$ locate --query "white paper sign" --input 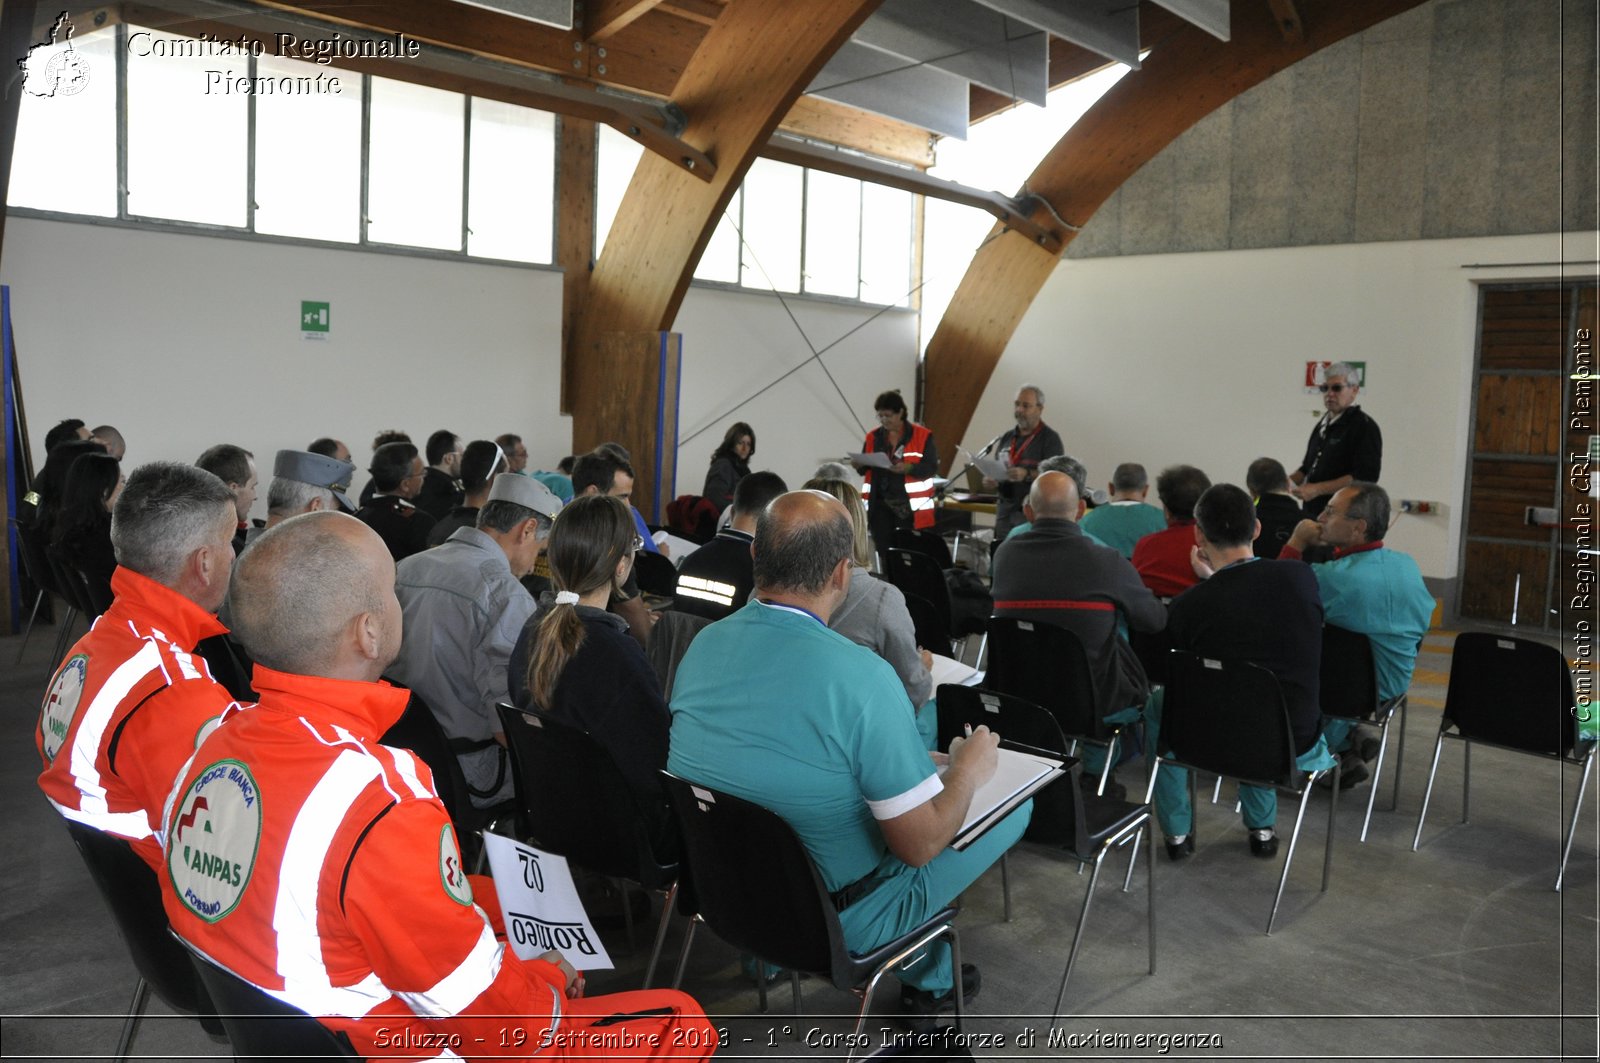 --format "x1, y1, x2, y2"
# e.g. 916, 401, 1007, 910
483, 833, 614, 970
